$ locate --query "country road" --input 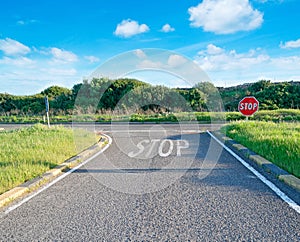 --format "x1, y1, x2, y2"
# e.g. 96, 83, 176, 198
0, 124, 300, 241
